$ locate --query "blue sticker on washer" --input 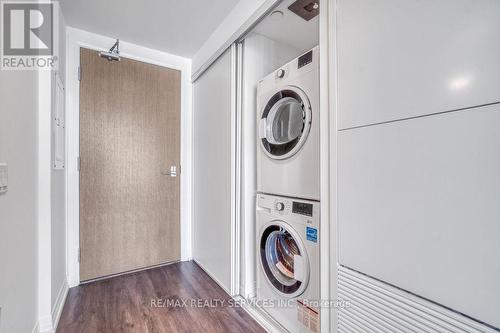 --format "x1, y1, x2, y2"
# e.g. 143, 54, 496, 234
306, 227, 318, 243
